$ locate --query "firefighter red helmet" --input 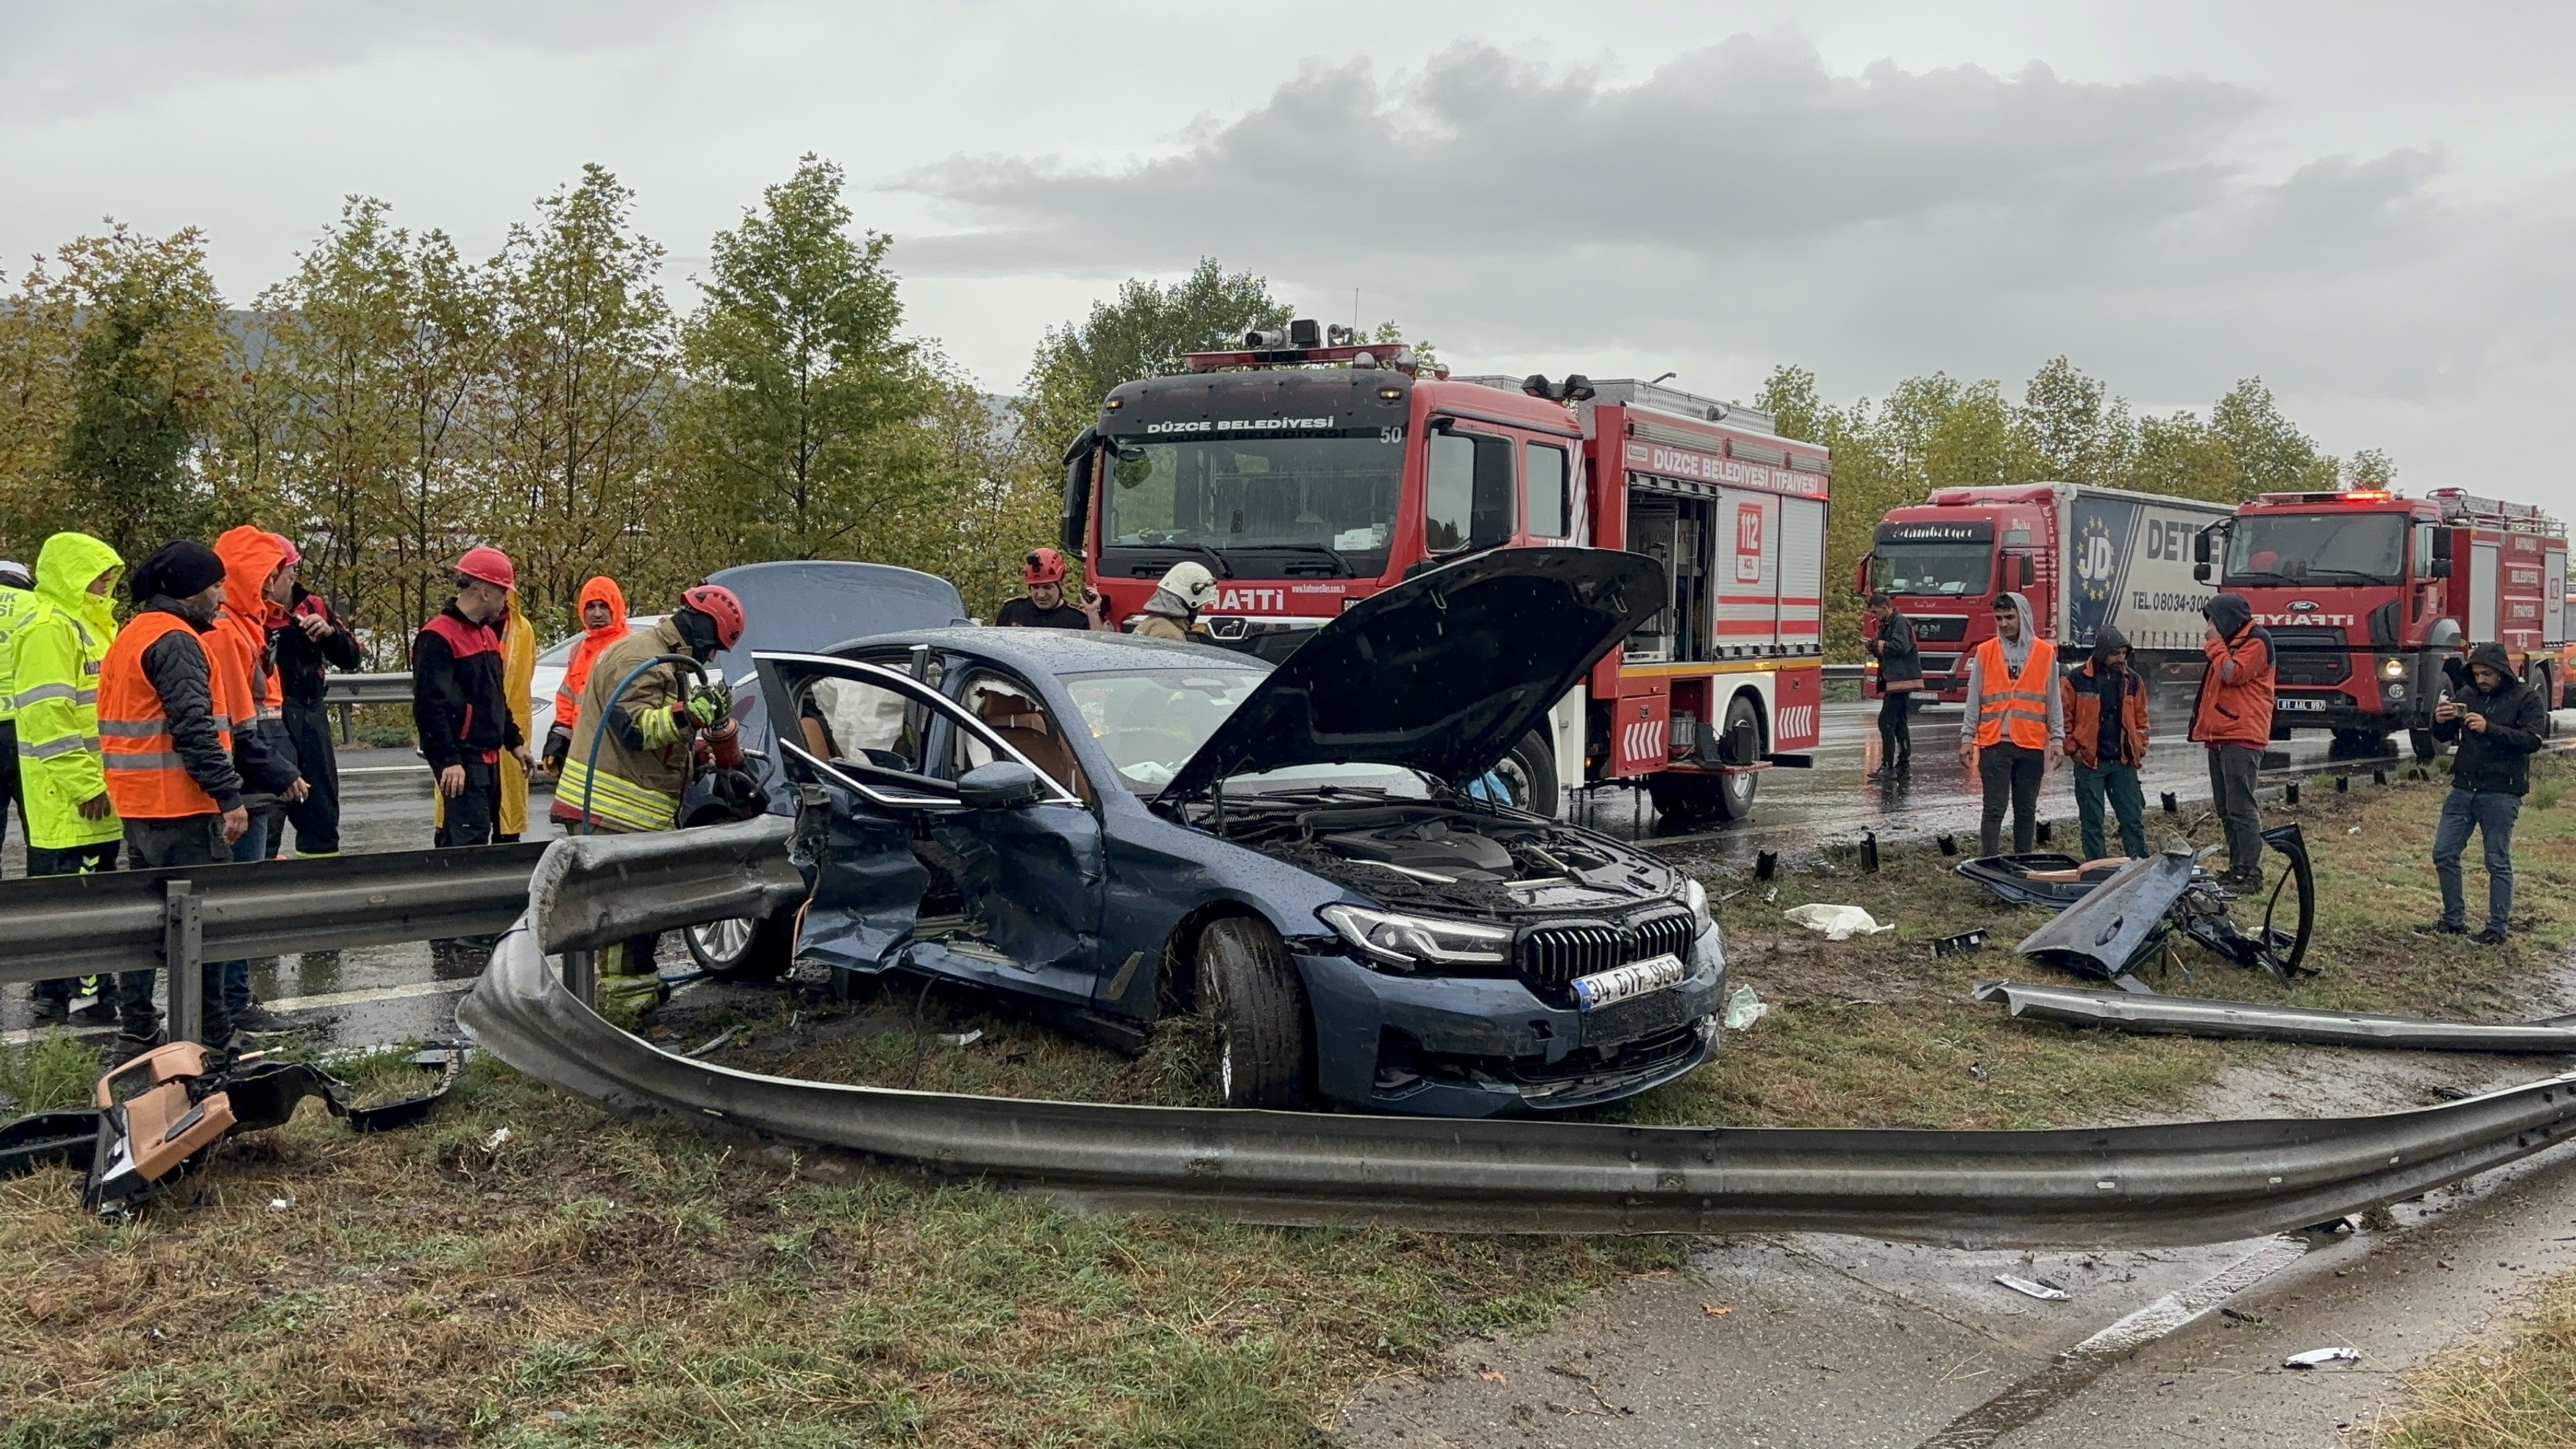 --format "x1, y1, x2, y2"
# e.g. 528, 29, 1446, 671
681, 583, 746, 650
1023, 547, 1069, 586
454, 545, 515, 590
